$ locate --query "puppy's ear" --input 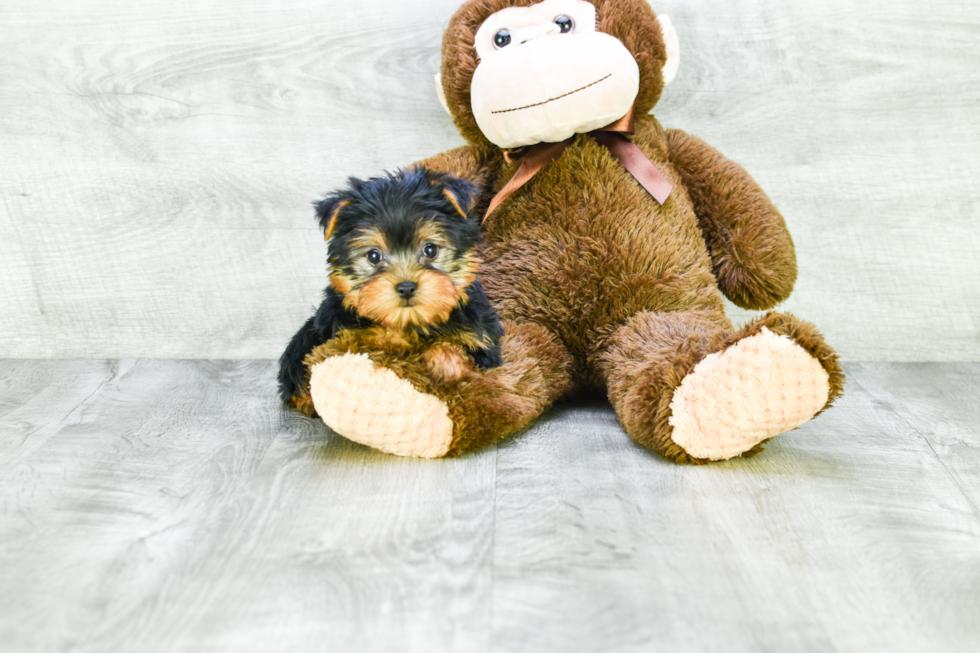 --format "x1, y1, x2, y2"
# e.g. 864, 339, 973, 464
439, 176, 481, 220
315, 196, 351, 241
